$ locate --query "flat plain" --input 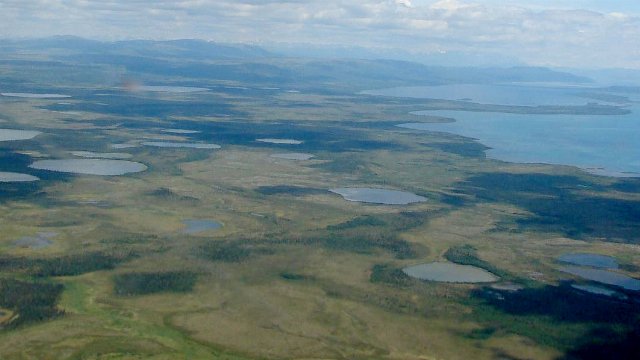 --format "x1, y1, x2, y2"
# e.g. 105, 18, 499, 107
0, 39, 639, 360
